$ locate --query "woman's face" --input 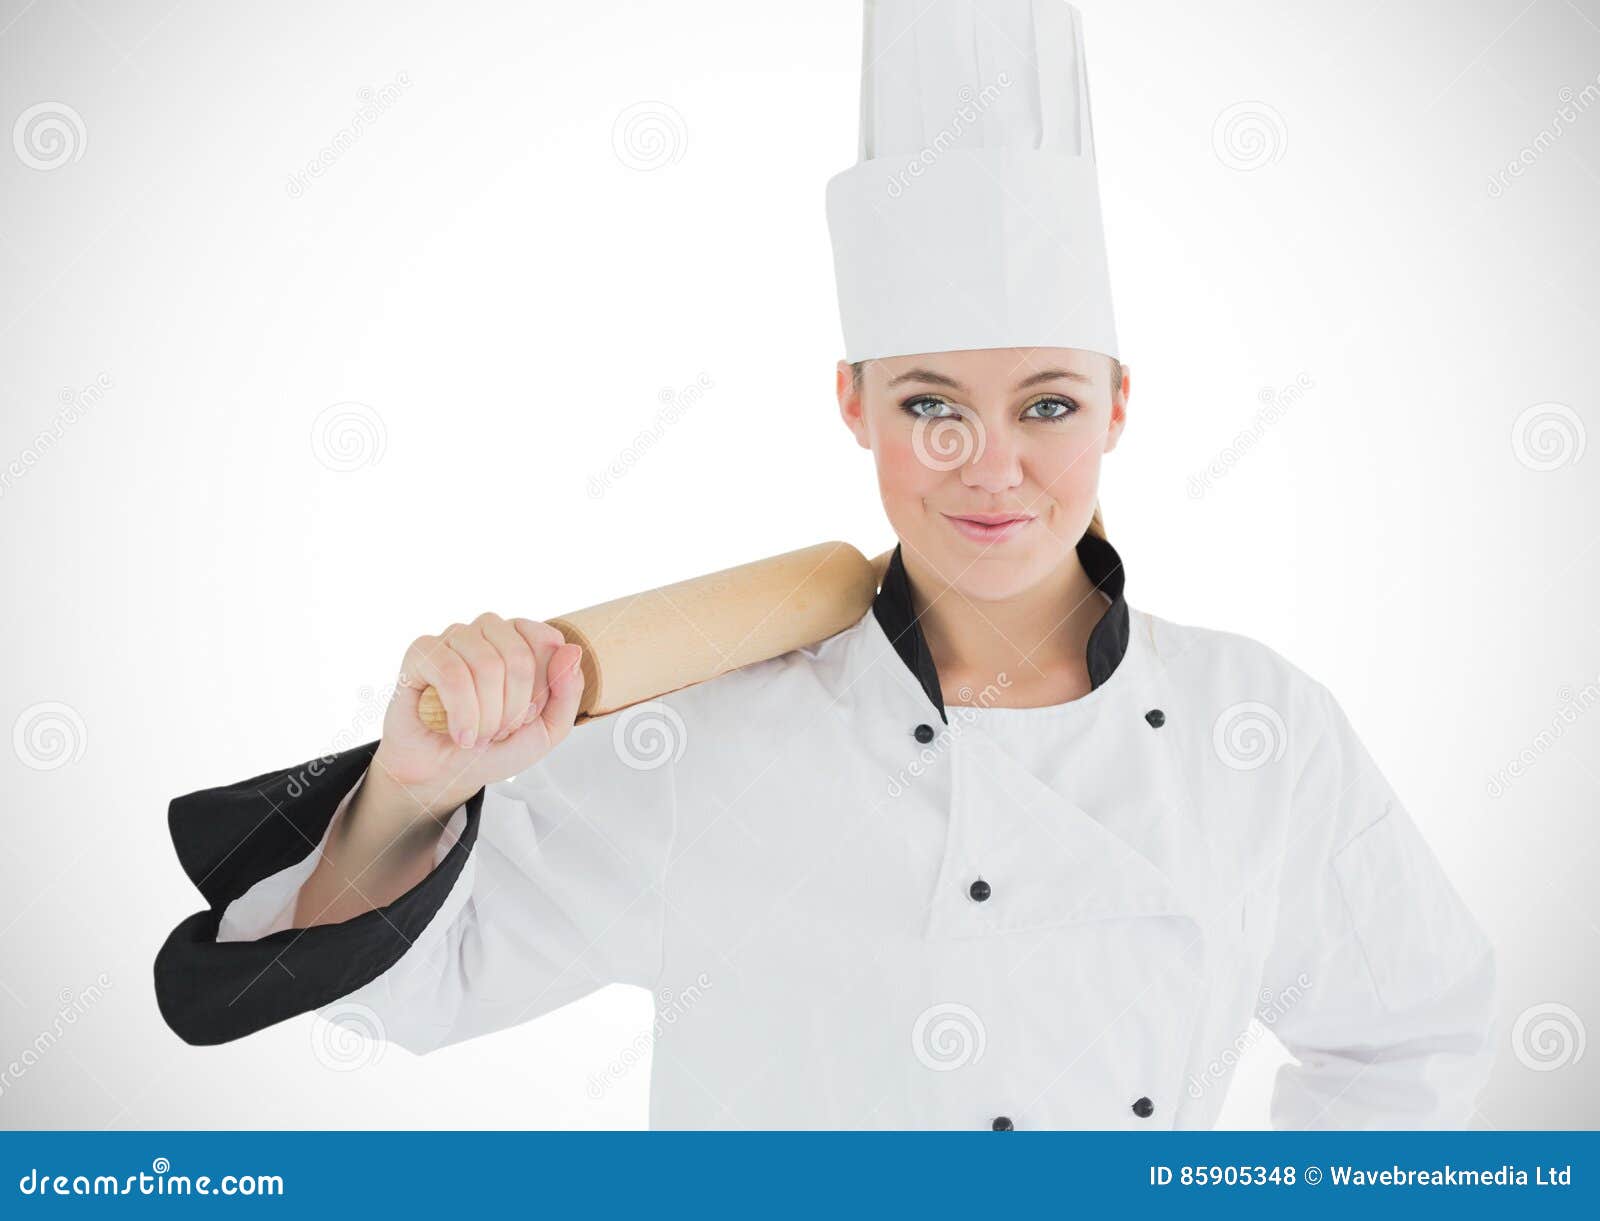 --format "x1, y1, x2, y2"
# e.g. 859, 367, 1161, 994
837, 346, 1127, 601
